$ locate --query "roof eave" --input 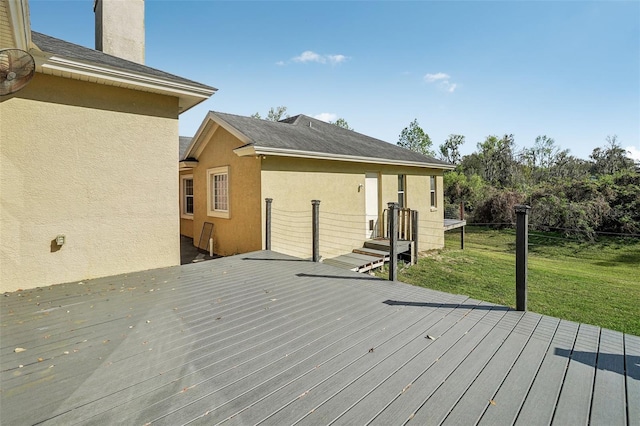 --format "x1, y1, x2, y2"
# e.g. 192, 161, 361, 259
183, 112, 252, 160
30, 51, 216, 114
234, 145, 455, 170
179, 160, 198, 170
